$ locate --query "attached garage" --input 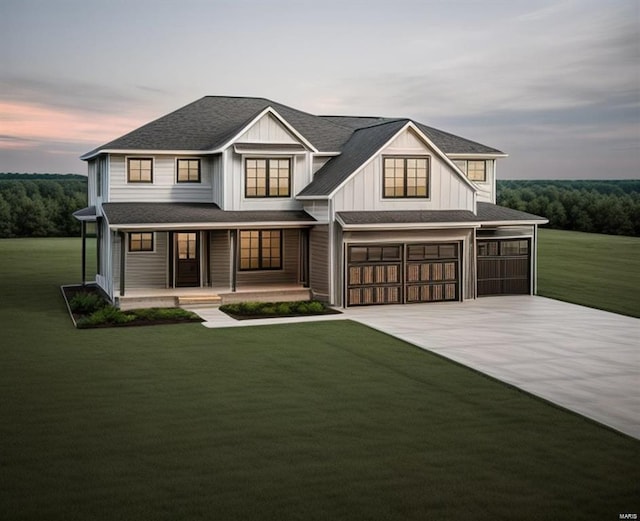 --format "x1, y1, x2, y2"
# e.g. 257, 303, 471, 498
346, 242, 460, 306
477, 239, 530, 296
